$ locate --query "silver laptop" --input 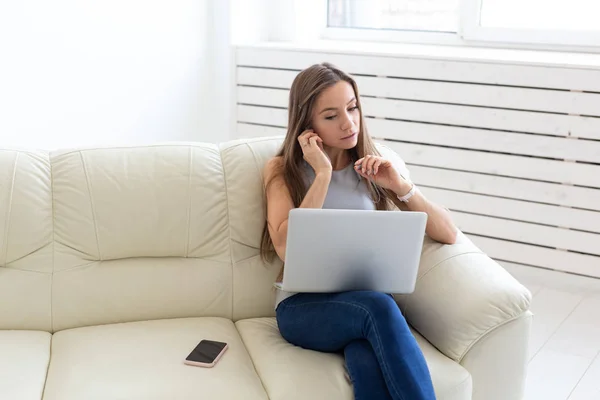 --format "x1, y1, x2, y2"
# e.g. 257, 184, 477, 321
281, 208, 428, 294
